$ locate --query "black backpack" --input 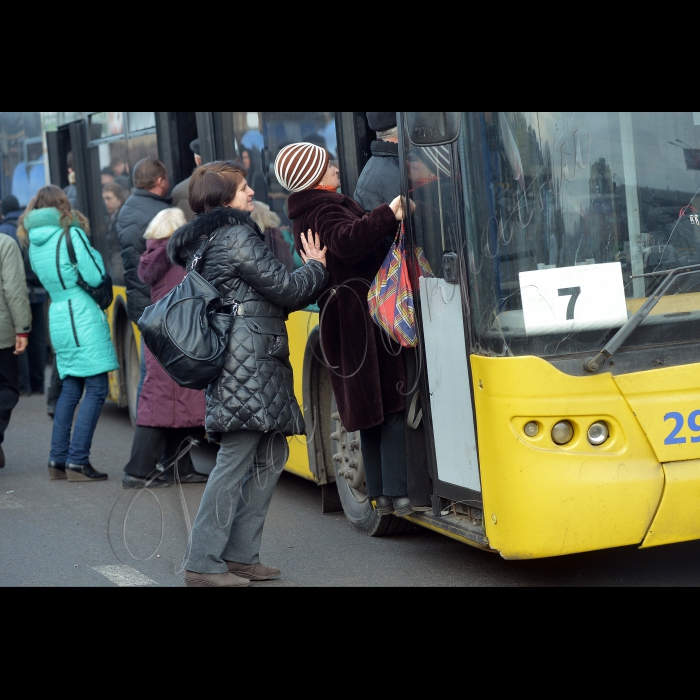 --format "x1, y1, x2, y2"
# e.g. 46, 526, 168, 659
137, 228, 244, 391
